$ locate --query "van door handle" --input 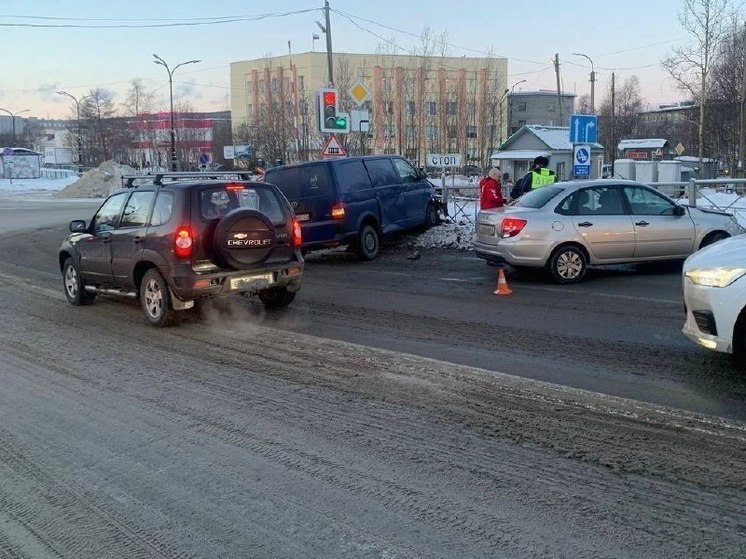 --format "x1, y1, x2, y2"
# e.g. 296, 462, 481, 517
577, 221, 593, 227
635, 220, 650, 227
